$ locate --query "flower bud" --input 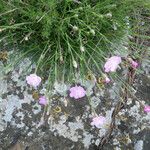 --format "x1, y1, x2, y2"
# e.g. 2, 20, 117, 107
25, 36, 29, 41
105, 13, 112, 18
73, 60, 78, 68
74, 14, 78, 18
73, 26, 78, 32
79, 7, 83, 11
80, 45, 85, 52
90, 29, 95, 36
